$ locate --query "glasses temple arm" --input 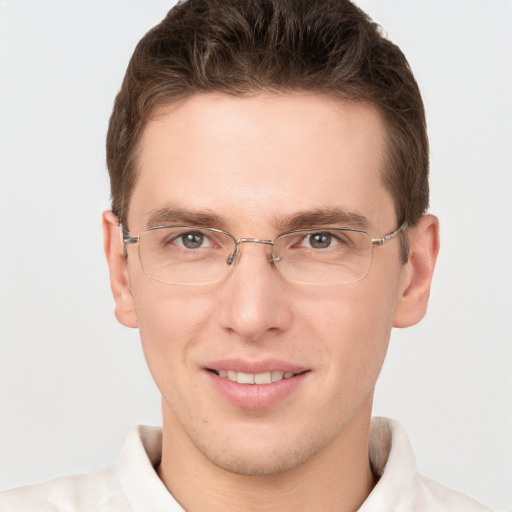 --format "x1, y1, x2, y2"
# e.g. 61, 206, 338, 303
371, 222, 408, 246
119, 225, 139, 245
